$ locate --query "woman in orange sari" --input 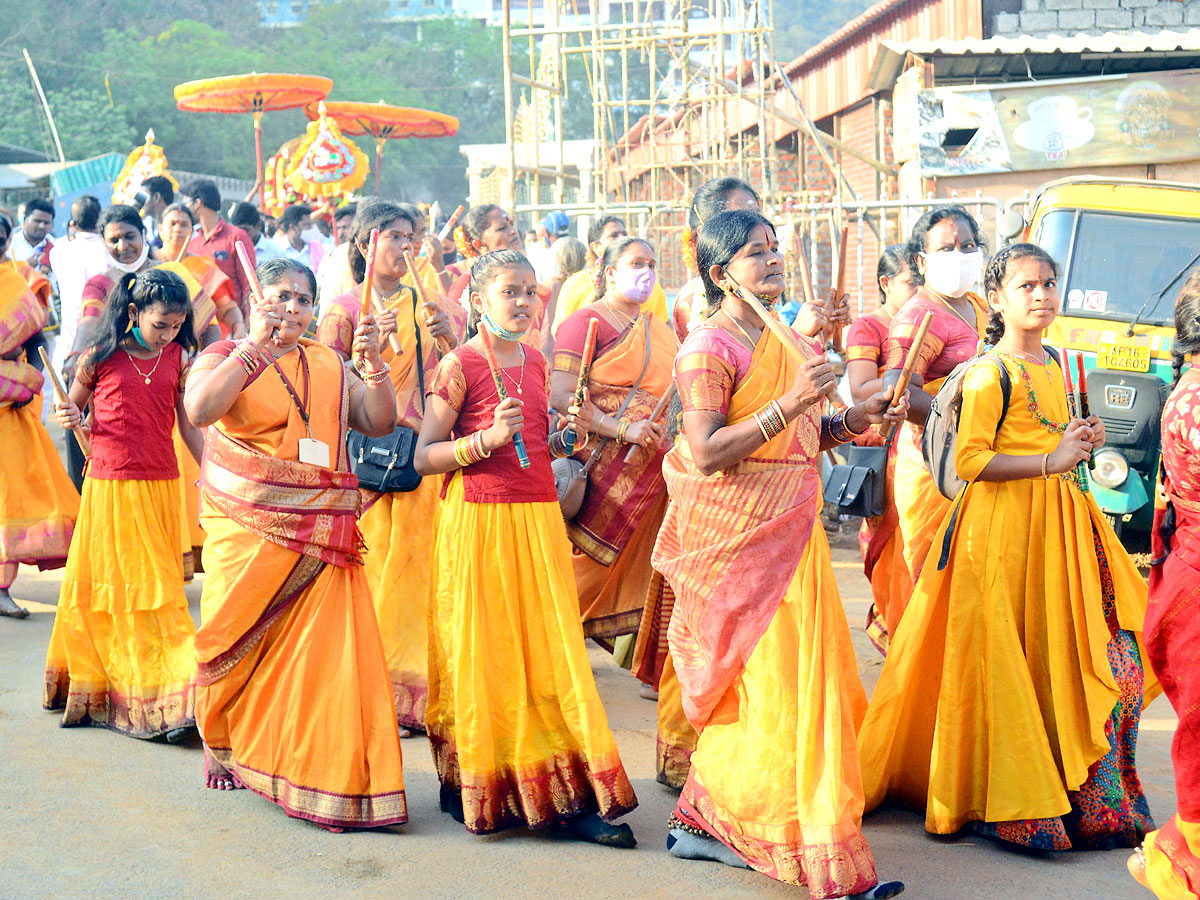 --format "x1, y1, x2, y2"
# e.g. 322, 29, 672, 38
317, 201, 458, 736
184, 257, 406, 829
0, 265, 78, 618
1131, 277, 1200, 898
652, 210, 907, 899
1, 215, 52, 310
844, 246, 917, 653
880, 206, 988, 610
